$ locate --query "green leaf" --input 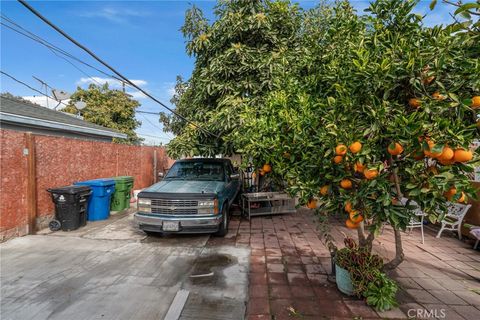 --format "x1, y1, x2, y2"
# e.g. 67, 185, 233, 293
454, 3, 480, 15
429, 0, 437, 11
